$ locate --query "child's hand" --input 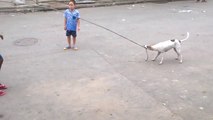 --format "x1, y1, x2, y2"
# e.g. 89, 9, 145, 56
64, 26, 67, 30
78, 27, 80, 32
